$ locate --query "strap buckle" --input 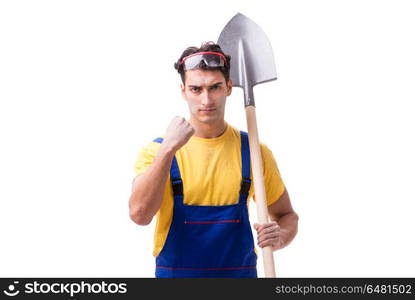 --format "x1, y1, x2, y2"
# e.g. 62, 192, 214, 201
240, 178, 251, 195
171, 179, 183, 196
